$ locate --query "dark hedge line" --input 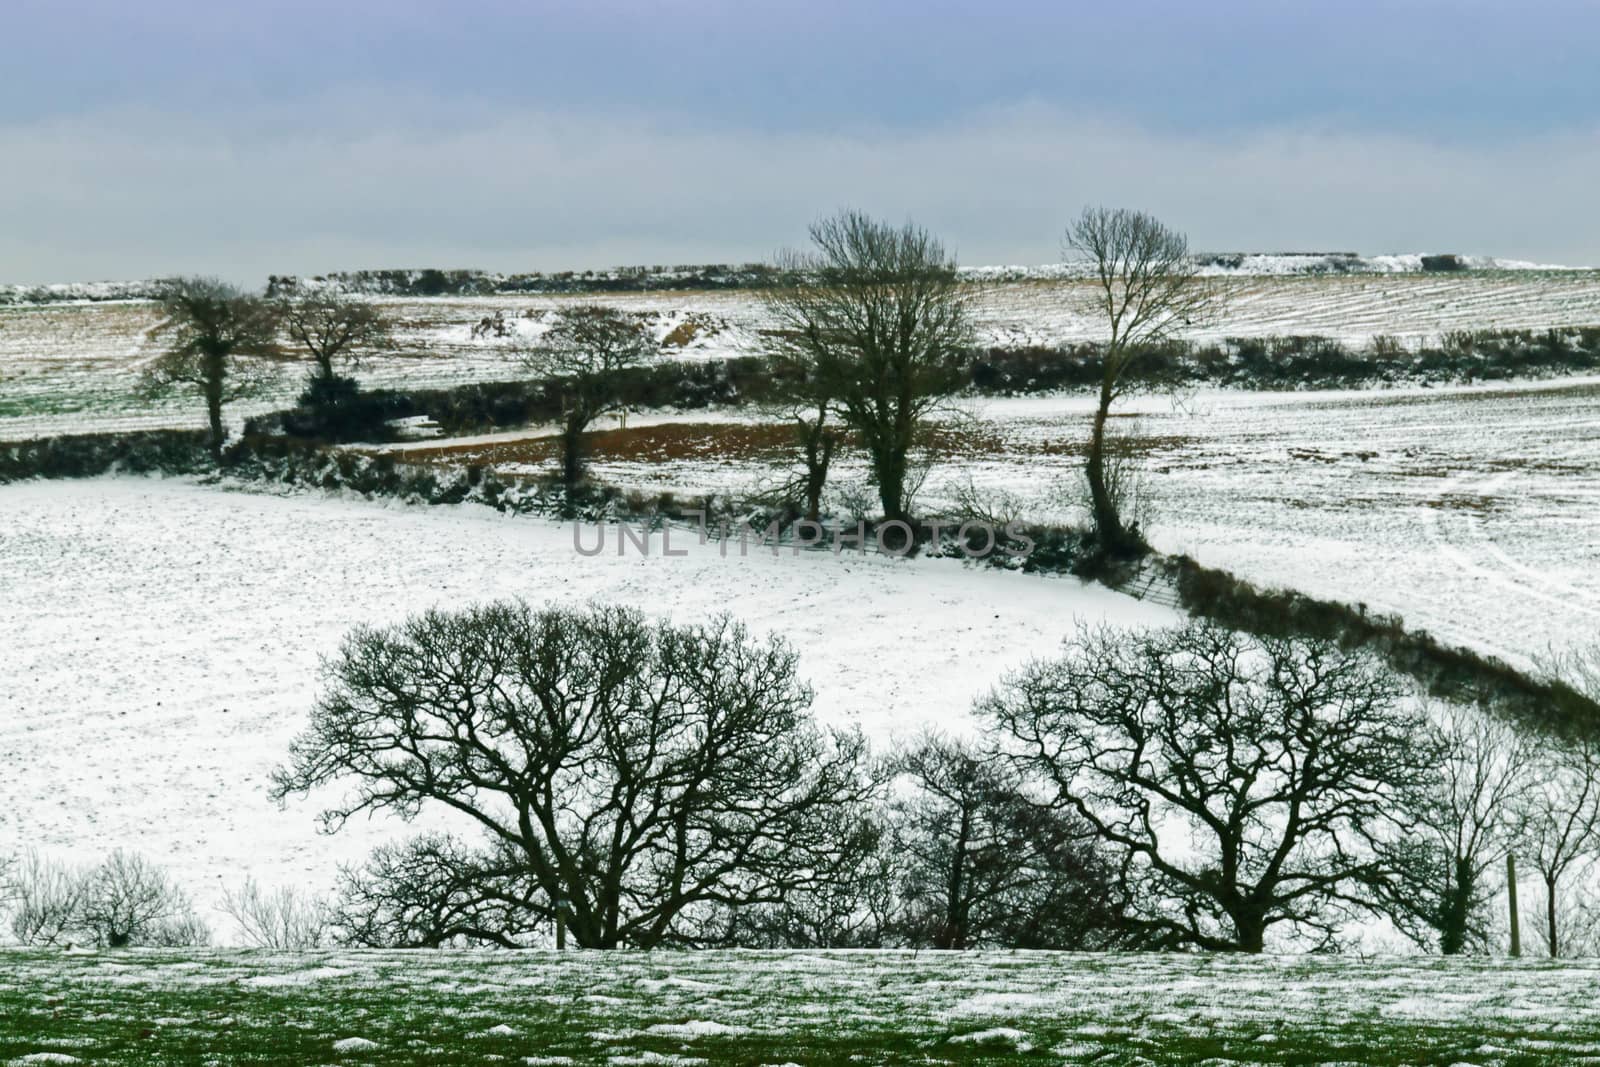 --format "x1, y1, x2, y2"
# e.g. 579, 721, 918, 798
0, 430, 213, 484
247, 357, 784, 443
1162, 554, 1600, 740
242, 326, 1600, 449
265, 264, 793, 298
971, 327, 1600, 393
